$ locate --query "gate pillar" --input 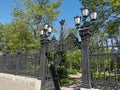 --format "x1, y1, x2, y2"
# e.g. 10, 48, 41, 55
80, 28, 92, 88
38, 37, 55, 90
39, 37, 49, 90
